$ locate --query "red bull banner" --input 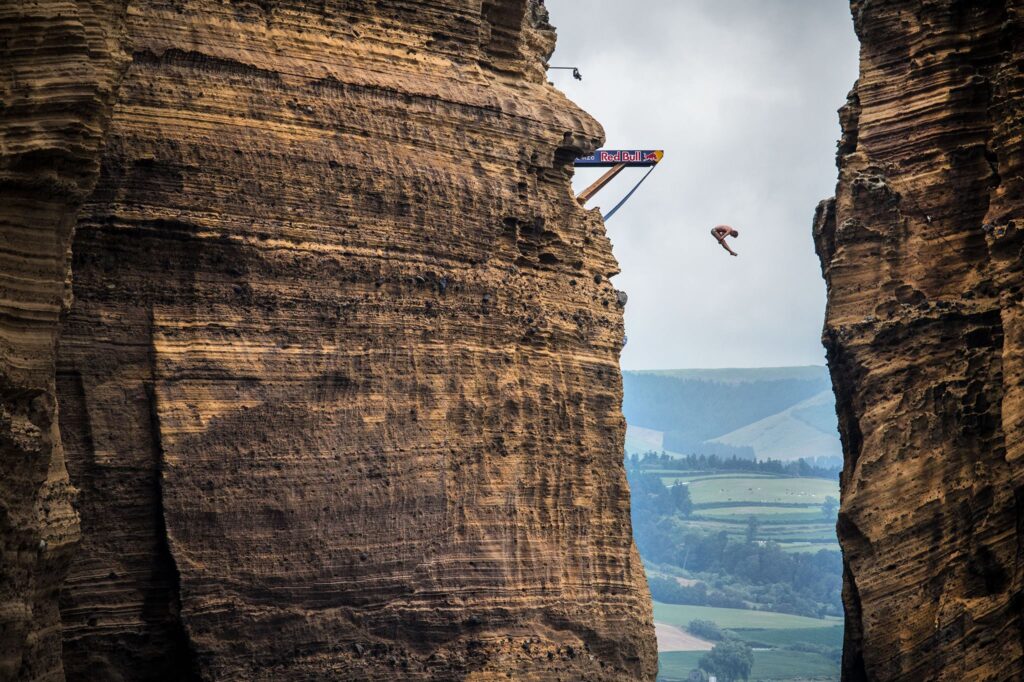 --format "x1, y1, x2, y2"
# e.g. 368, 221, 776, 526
574, 149, 663, 167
